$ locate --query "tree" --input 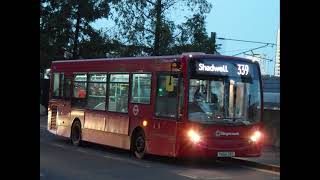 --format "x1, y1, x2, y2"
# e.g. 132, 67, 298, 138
40, 0, 112, 70
173, 13, 220, 54
112, 0, 212, 56
40, 0, 73, 69
67, 0, 111, 59
78, 29, 109, 58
